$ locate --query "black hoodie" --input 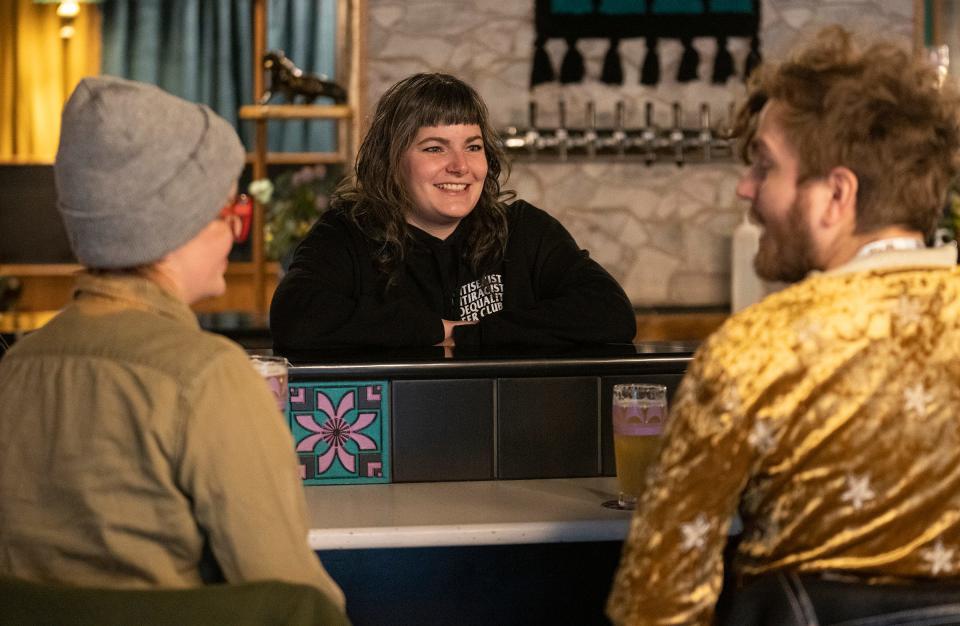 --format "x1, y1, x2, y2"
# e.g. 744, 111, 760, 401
270, 200, 636, 350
